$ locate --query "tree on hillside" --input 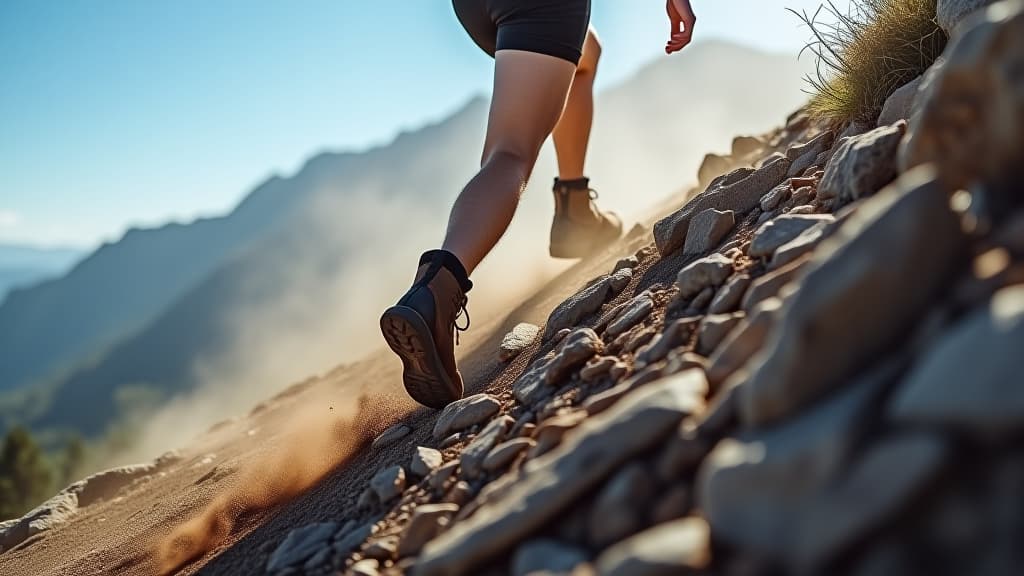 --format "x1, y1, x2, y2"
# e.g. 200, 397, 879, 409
0, 426, 53, 520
